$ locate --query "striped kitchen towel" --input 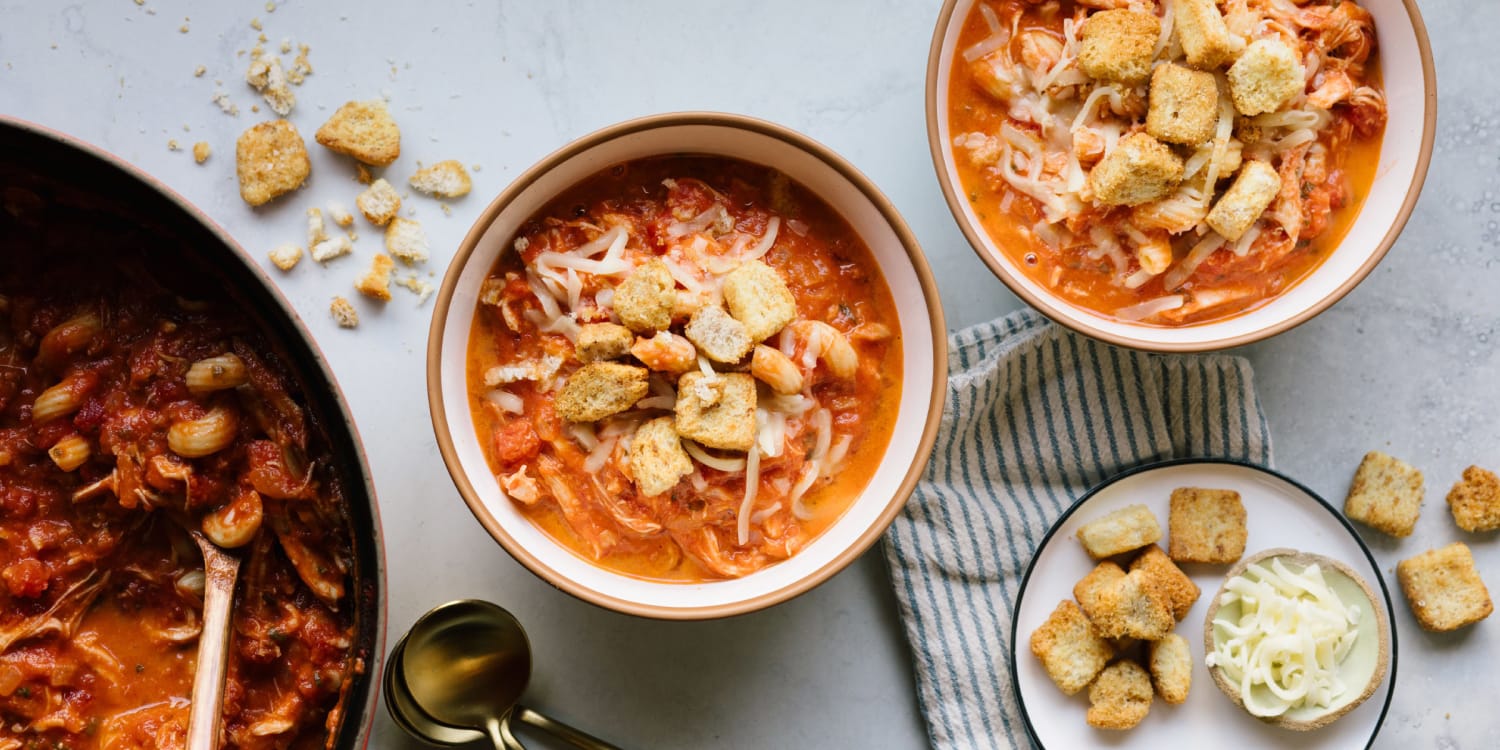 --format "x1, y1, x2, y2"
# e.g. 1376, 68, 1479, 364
883, 309, 1272, 750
